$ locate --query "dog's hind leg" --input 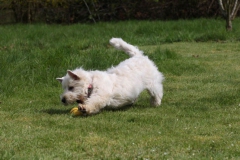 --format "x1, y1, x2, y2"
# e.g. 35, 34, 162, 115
147, 82, 163, 106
